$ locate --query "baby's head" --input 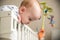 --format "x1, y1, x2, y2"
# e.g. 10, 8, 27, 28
19, 0, 41, 24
